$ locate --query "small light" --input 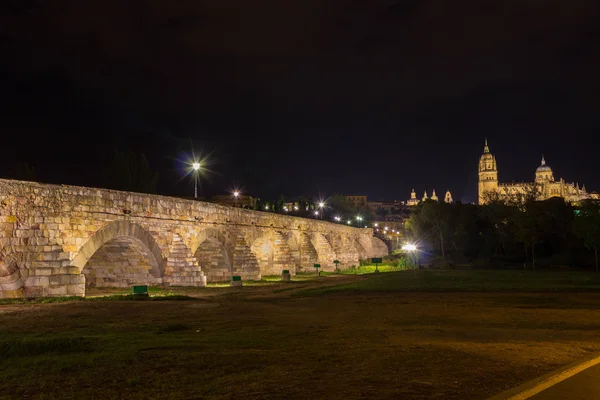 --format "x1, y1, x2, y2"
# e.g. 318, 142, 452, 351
319, 202, 325, 208
192, 162, 200, 171
347, 220, 351, 224
294, 206, 299, 210
265, 206, 269, 210
314, 211, 319, 216
233, 191, 239, 197
374, 223, 378, 227
284, 207, 288, 211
